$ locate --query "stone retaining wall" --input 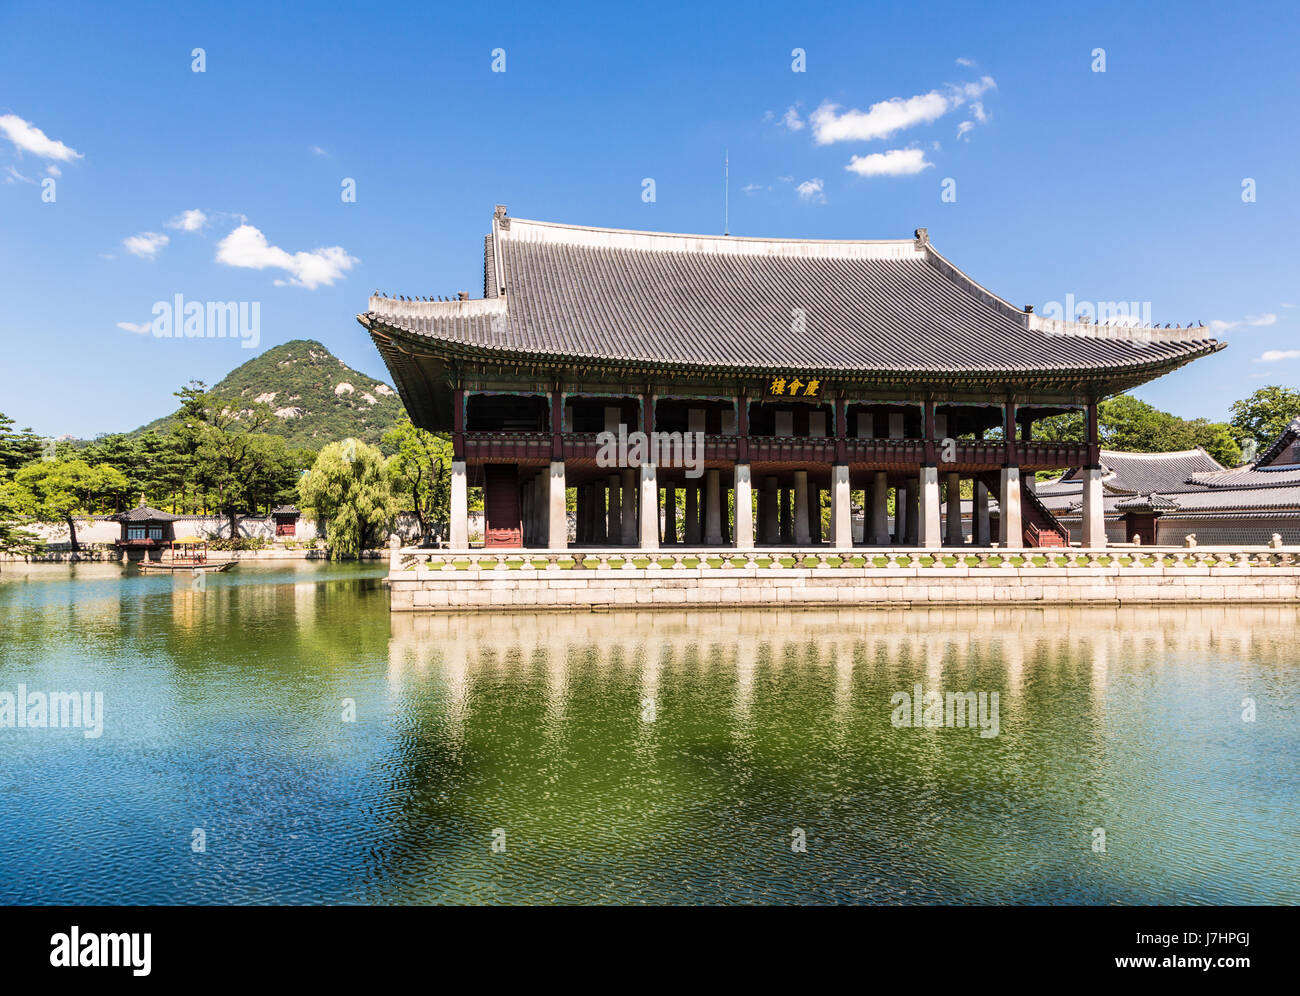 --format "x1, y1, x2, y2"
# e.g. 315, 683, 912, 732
390, 562, 1300, 611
